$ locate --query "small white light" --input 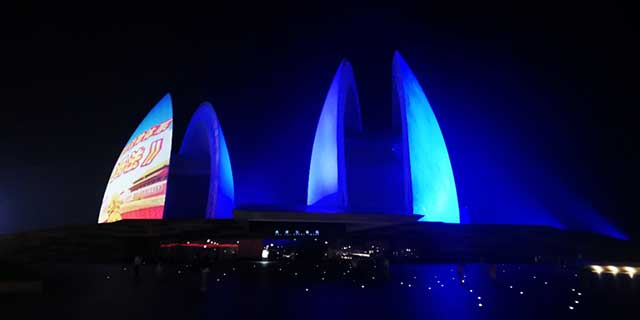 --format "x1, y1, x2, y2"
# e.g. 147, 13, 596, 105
577, 292, 581, 296
544, 282, 548, 285
569, 306, 574, 310
509, 285, 513, 289
469, 289, 473, 293
305, 288, 309, 292
477, 296, 481, 300
441, 284, 444, 287
478, 303, 483, 307
428, 287, 431, 290
520, 291, 524, 295
361, 285, 365, 289
571, 288, 575, 292
575, 300, 579, 304
408, 284, 412, 288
